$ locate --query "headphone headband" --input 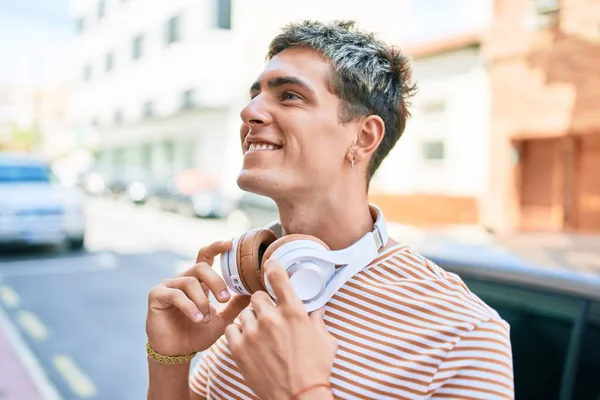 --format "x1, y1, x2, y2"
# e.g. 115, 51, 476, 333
221, 204, 390, 312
